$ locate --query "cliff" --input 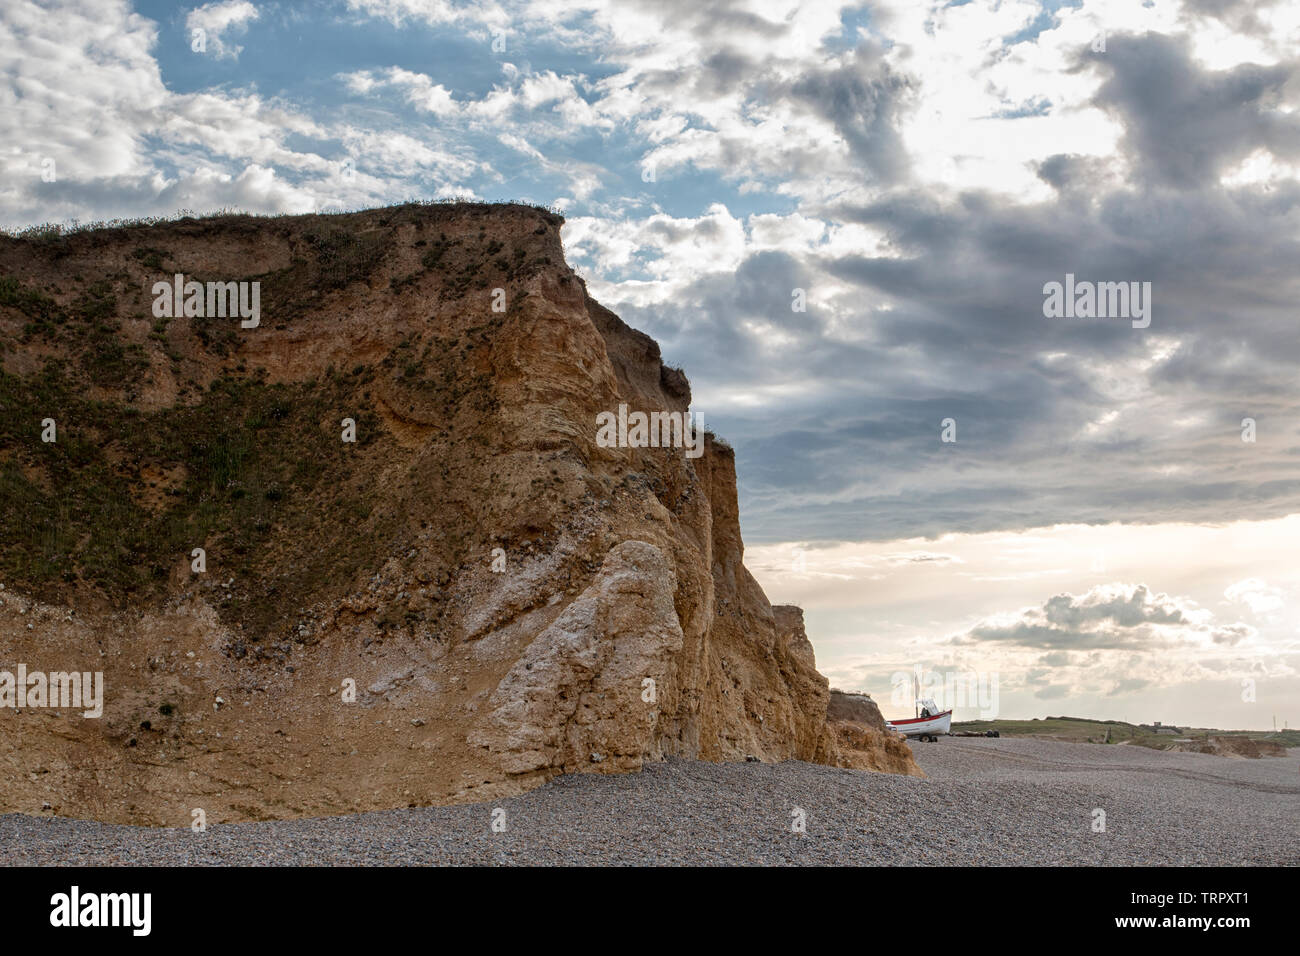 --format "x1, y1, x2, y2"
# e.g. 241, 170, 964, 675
827, 690, 924, 776
0, 203, 918, 823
